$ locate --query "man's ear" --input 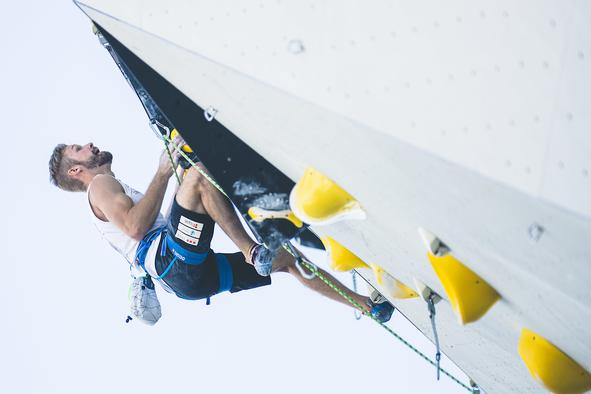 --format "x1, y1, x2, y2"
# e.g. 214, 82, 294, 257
68, 165, 82, 177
